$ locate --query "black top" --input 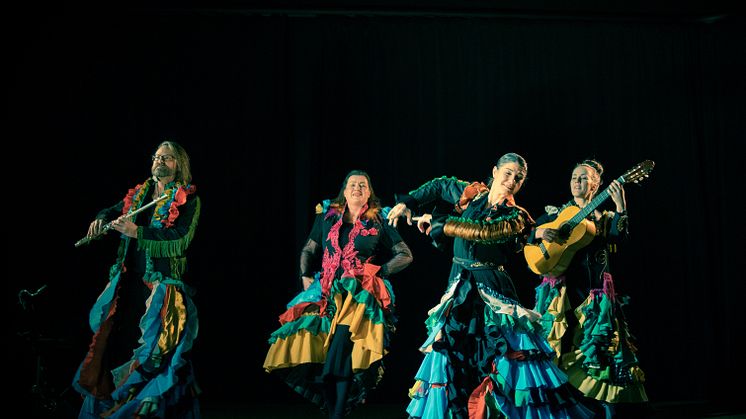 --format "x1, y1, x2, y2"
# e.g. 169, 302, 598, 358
96, 183, 200, 279
300, 206, 412, 279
